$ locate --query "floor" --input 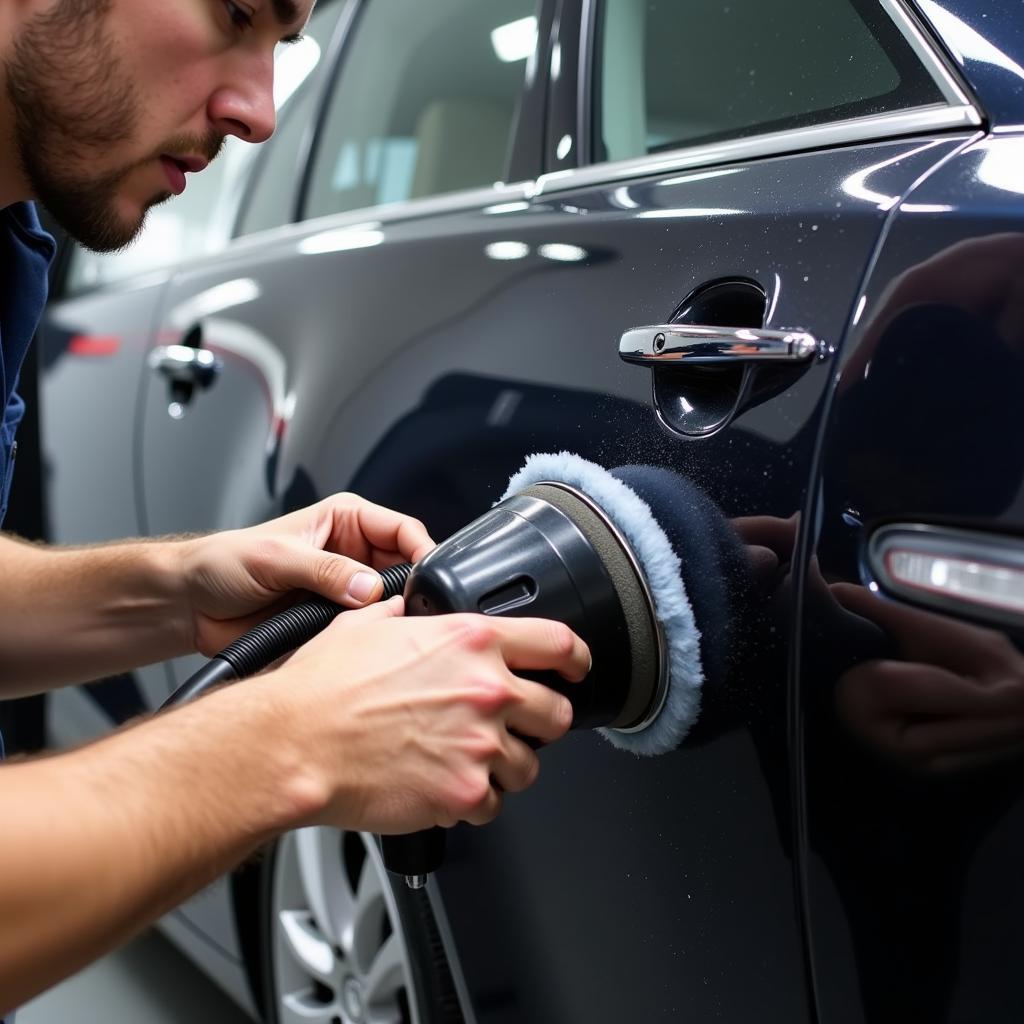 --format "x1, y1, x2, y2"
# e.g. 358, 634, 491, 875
19, 929, 257, 1024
